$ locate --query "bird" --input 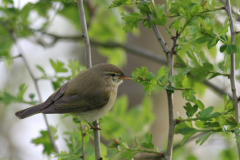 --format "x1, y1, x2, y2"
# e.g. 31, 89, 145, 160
15, 63, 132, 128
